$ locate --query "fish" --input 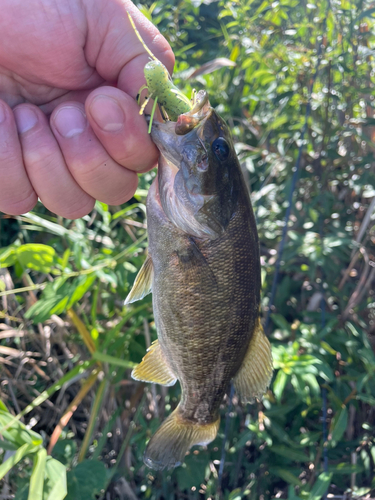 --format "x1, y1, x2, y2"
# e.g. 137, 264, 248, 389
125, 90, 273, 471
